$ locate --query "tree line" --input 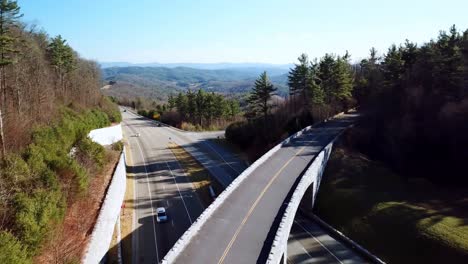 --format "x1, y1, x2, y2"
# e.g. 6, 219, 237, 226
230, 25, 468, 181
125, 89, 241, 130
0, 1, 120, 262
0, 1, 118, 158
352, 25, 468, 185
